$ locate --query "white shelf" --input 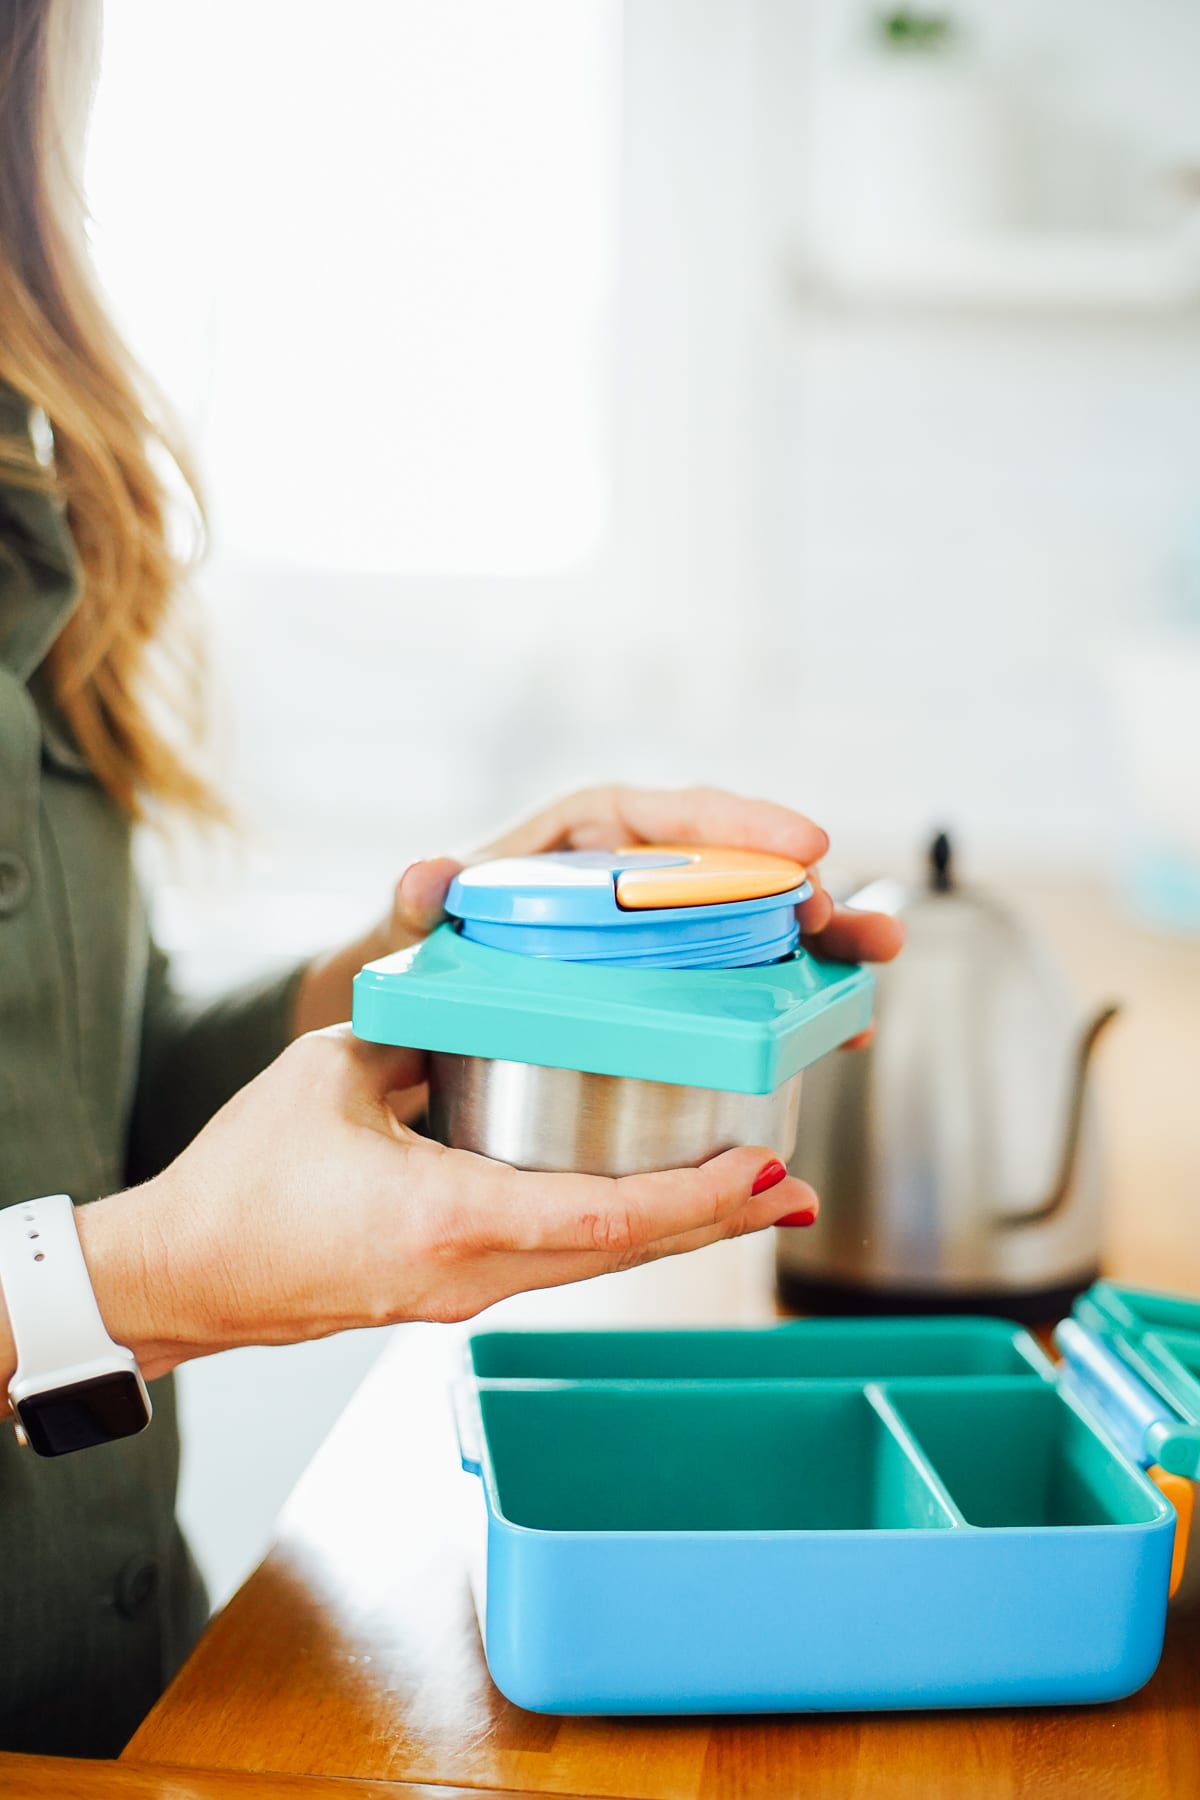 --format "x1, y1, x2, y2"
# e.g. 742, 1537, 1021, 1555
798, 230, 1200, 314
